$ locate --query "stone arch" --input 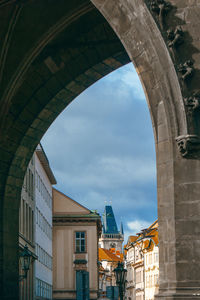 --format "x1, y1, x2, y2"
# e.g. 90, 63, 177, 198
1, 0, 200, 299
